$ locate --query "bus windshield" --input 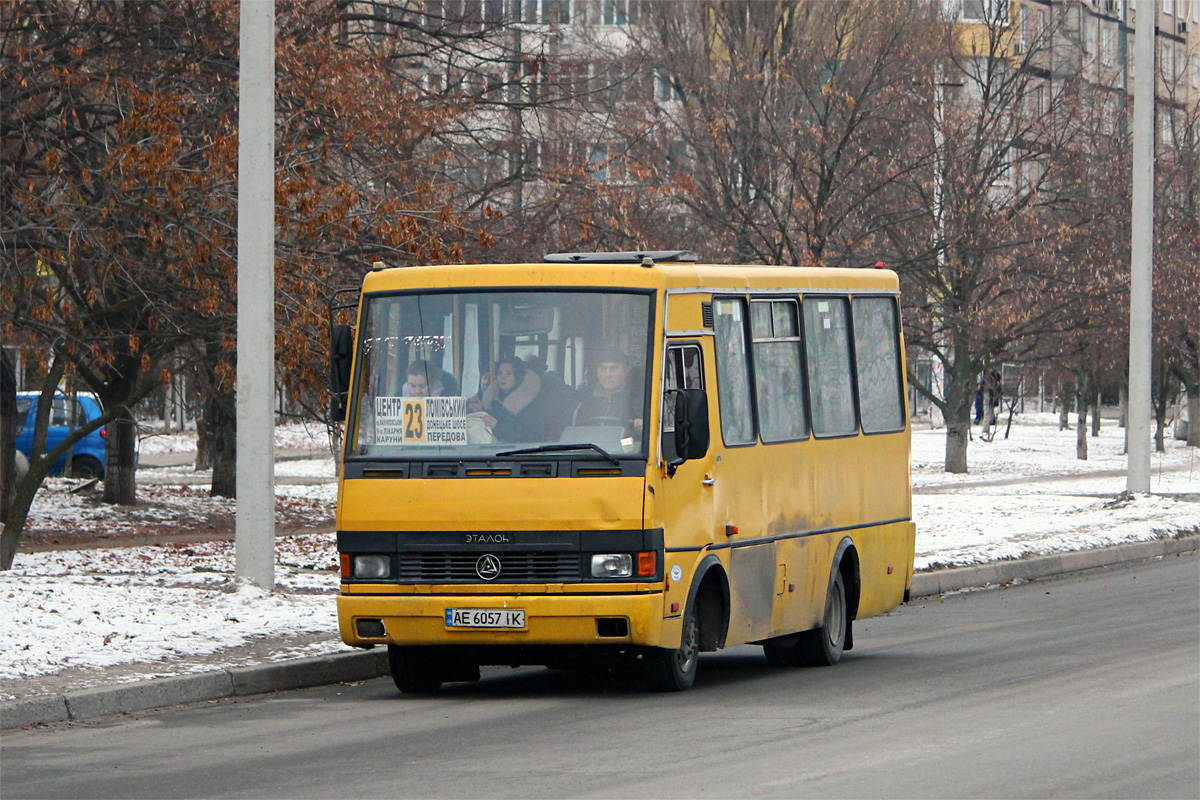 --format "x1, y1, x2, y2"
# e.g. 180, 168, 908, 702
349, 289, 654, 460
